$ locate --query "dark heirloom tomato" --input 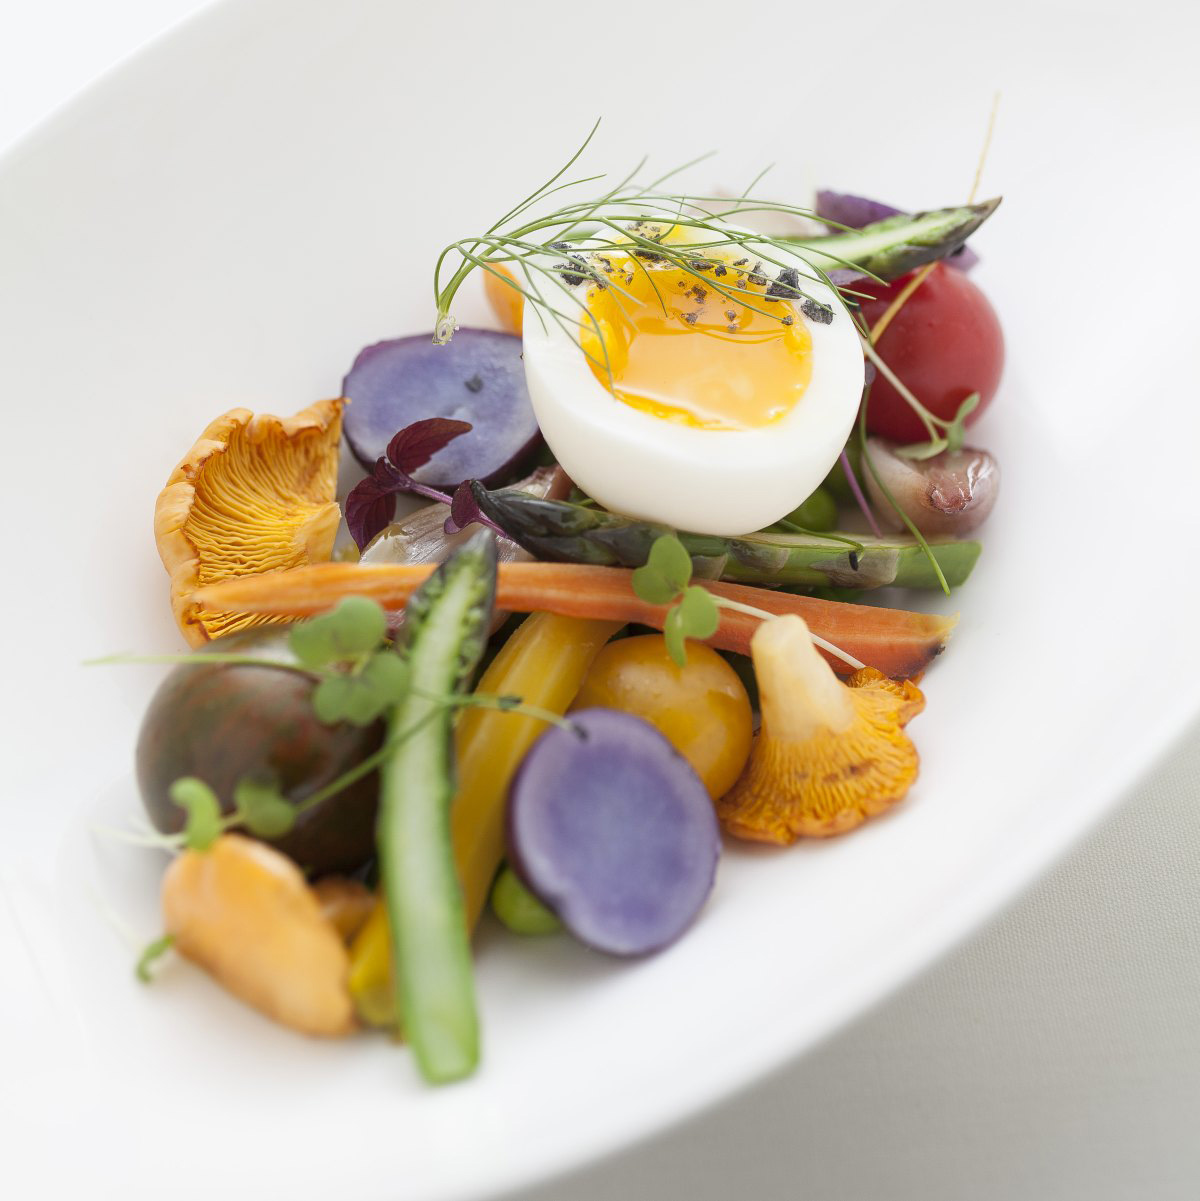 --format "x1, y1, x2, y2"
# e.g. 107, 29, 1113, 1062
856, 263, 1004, 444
